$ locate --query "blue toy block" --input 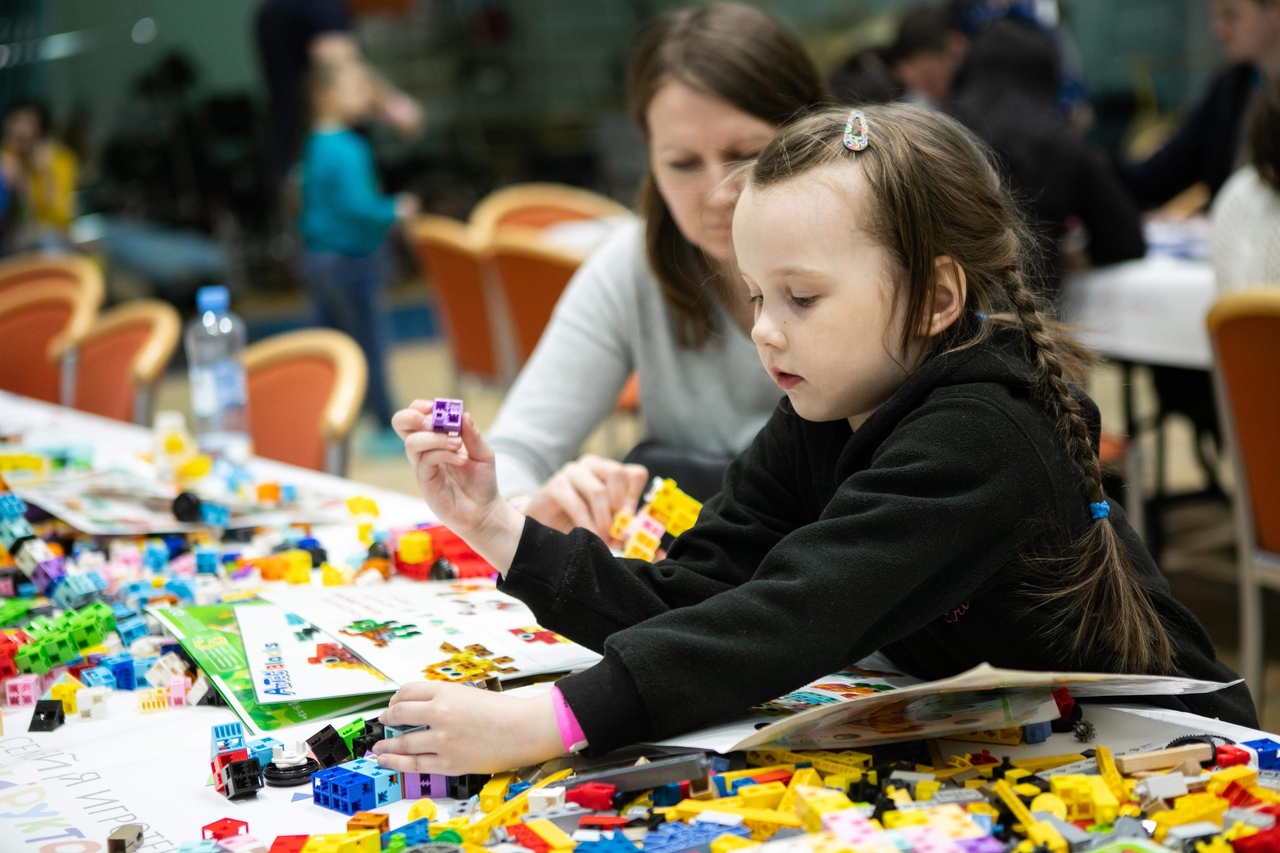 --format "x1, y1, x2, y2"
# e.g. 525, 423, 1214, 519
651, 782, 683, 807
0, 492, 26, 518
142, 541, 168, 572
14, 581, 34, 598
312, 766, 377, 815
280, 484, 297, 503
508, 781, 533, 800
346, 757, 403, 806
193, 546, 219, 575
101, 654, 135, 692
245, 736, 282, 769
643, 820, 751, 853
176, 843, 220, 853
116, 615, 148, 647
132, 656, 158, 688
165, 578, 197, 603
1023, 721, 1052, 745
0, 515, 33, 551
81, 667, 115, 689
53, 572, 106, 610
160, 535, 186, 558
211, 722, 246, 759
111, 603, 136, 622
1246, 738, 1280, 770
199, 502, 230, 527
383, 818, 432, 849
576, 834, 643, 853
